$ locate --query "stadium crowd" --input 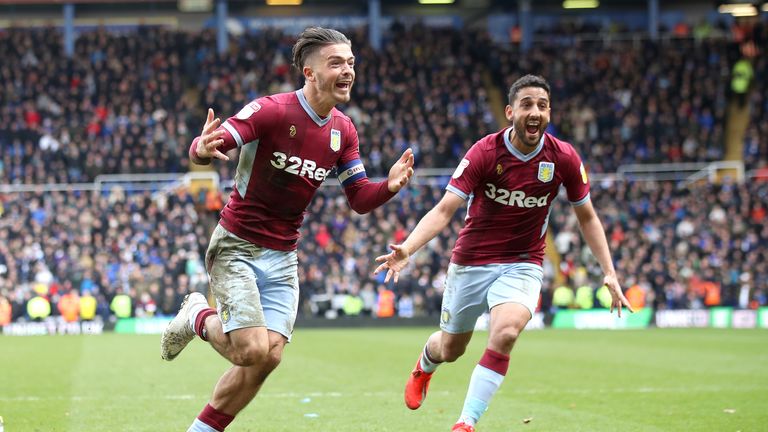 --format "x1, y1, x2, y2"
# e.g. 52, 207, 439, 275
0, 187, 215, 324
1, 22, 766, 325
737, 20, 768, 172
0, 27, 213, 184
